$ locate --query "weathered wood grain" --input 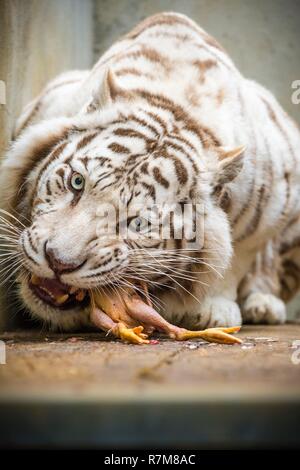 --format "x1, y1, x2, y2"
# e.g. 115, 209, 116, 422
1, 325, 300, 398
0, 325, 300, 448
